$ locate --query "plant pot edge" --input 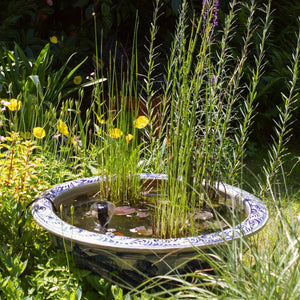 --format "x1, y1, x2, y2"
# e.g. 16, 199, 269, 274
31, 173, 268, 252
